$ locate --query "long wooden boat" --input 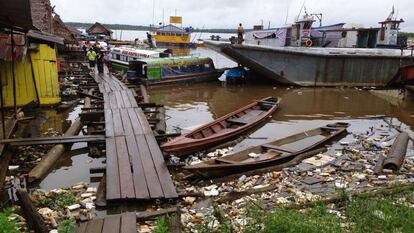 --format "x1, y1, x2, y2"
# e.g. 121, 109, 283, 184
183, 122, 349, 178
161, 97, 281, 156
